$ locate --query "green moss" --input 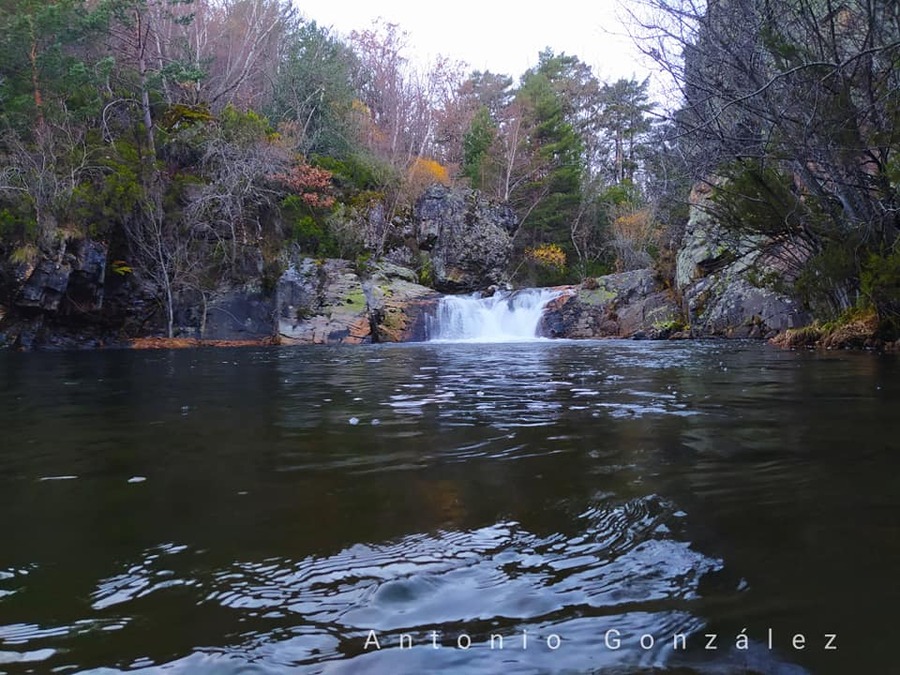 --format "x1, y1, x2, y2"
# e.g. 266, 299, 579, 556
381, 307, 406, 332
343, 289, 367, 310
417, 254, 434, 287
10, 243, 39, 266
579, 285, 617, 306
653, 318, 686, 332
